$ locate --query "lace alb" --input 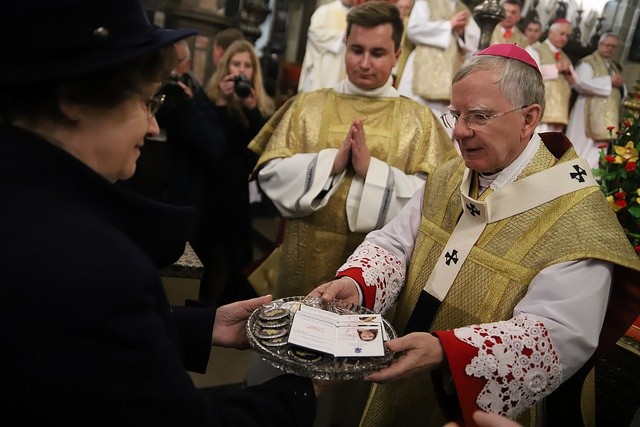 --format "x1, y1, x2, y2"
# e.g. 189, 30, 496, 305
338, 241, 405, 314
454, 314, 562, 417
